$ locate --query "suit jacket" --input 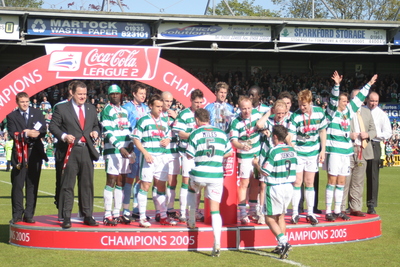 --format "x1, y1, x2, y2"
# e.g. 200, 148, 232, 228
49, 101, 100, 162
351, 106, 377, 160
6, 107, 47, 165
